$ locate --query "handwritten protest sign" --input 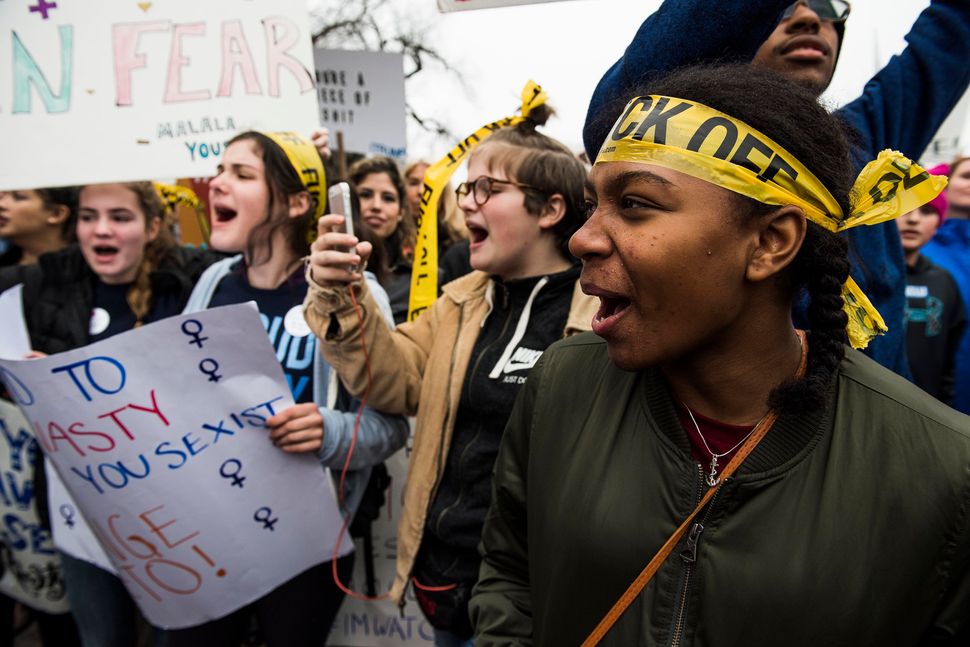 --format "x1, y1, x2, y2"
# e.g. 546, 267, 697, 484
0, 285, 68, 613
437, 0, 574, 11
314, 49, 407, 160
0, 0, 319, 190
0, 304, 352, 629
47, 463, 115, 572
0, 400, 70, 614
329, 444, 433, 646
